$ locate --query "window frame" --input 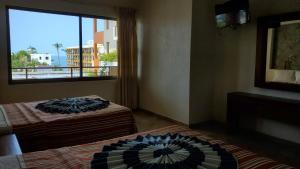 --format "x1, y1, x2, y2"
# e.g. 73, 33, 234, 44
6, 6, 118, 85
